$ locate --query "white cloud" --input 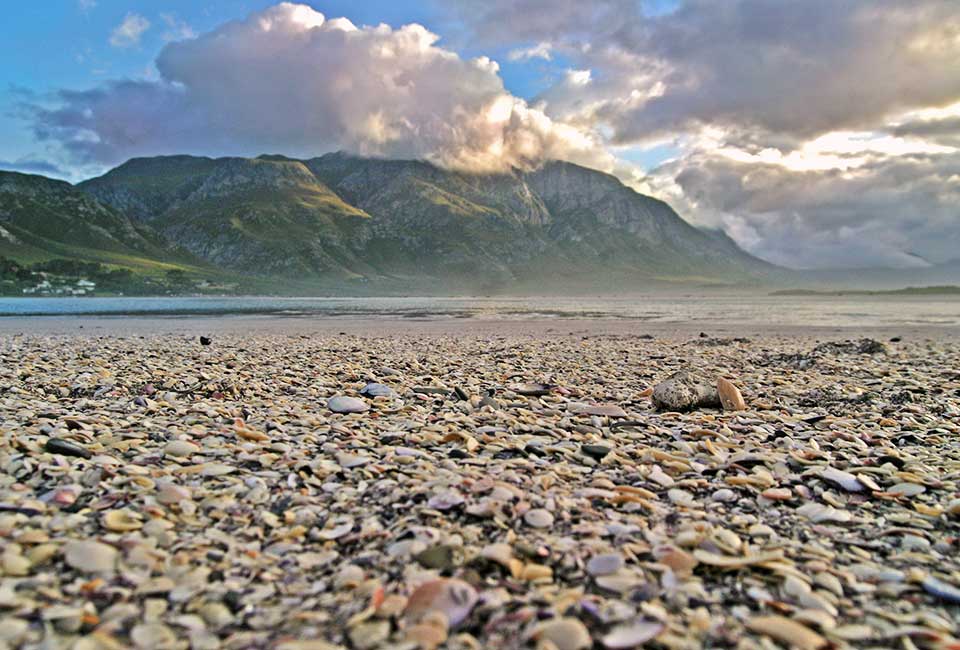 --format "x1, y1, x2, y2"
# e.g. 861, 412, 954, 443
508, 42, 553, 61
565, 69, 591, 86
160, 13, 196, 42
30, 3, 614, 176
109, 13, 150, 48
447, 0, 960, 268
78, 0, 96, 12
